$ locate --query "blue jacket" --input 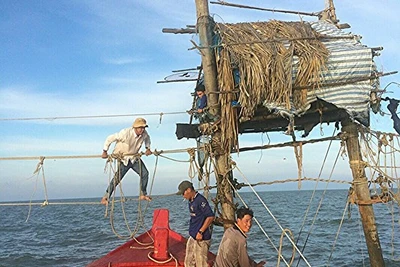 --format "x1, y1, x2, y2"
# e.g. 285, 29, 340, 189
188, 192, 214, 240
